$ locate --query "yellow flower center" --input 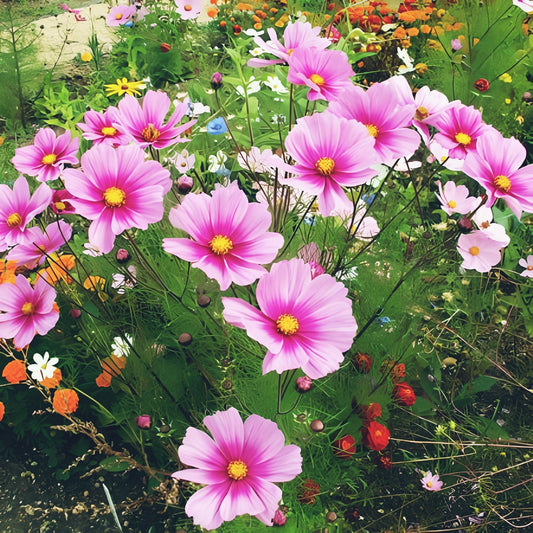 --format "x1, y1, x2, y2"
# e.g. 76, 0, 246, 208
142, 123, 161, 142
101, 126, 117, 137
287, 48, 294, 55
309, 73, 325, 87
121, 84, 129, 90
209, 235, 233, 256
115, 13, 123, 20
414, 106, 429, 121
447, 200, 457, 208
494, 175, 511, 192
315, 157, 335, 177
469, 246, 480, 256
21, 302, 35, 315
227, 460, 248, 480
276, 313, 299, 336
427, 481, 433, 488
455, 132, 471, 145
527, 265, 533, 271
103, 187, 126, 208
184, 4, 192, 10
55, 201, 66, 211
7, 212, 22, 228
366, 124, 379, 138
42, 153, 57, 165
